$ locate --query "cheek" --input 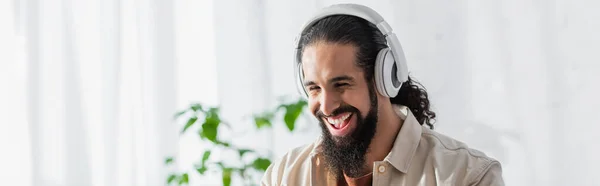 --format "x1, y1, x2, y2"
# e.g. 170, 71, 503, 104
341, 90, 372, 116
308, 99, 320, 115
